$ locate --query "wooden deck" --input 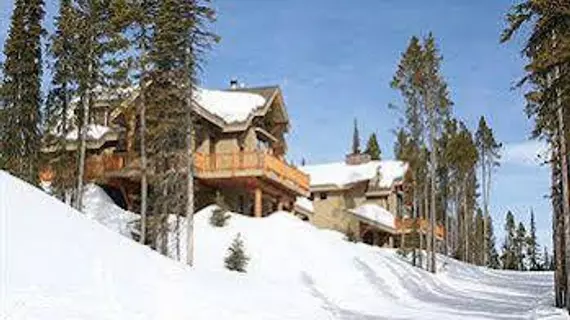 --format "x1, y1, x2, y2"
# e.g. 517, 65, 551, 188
194, 152, 310, 196
395, 217, 445, 240
64, 151, 310, 197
